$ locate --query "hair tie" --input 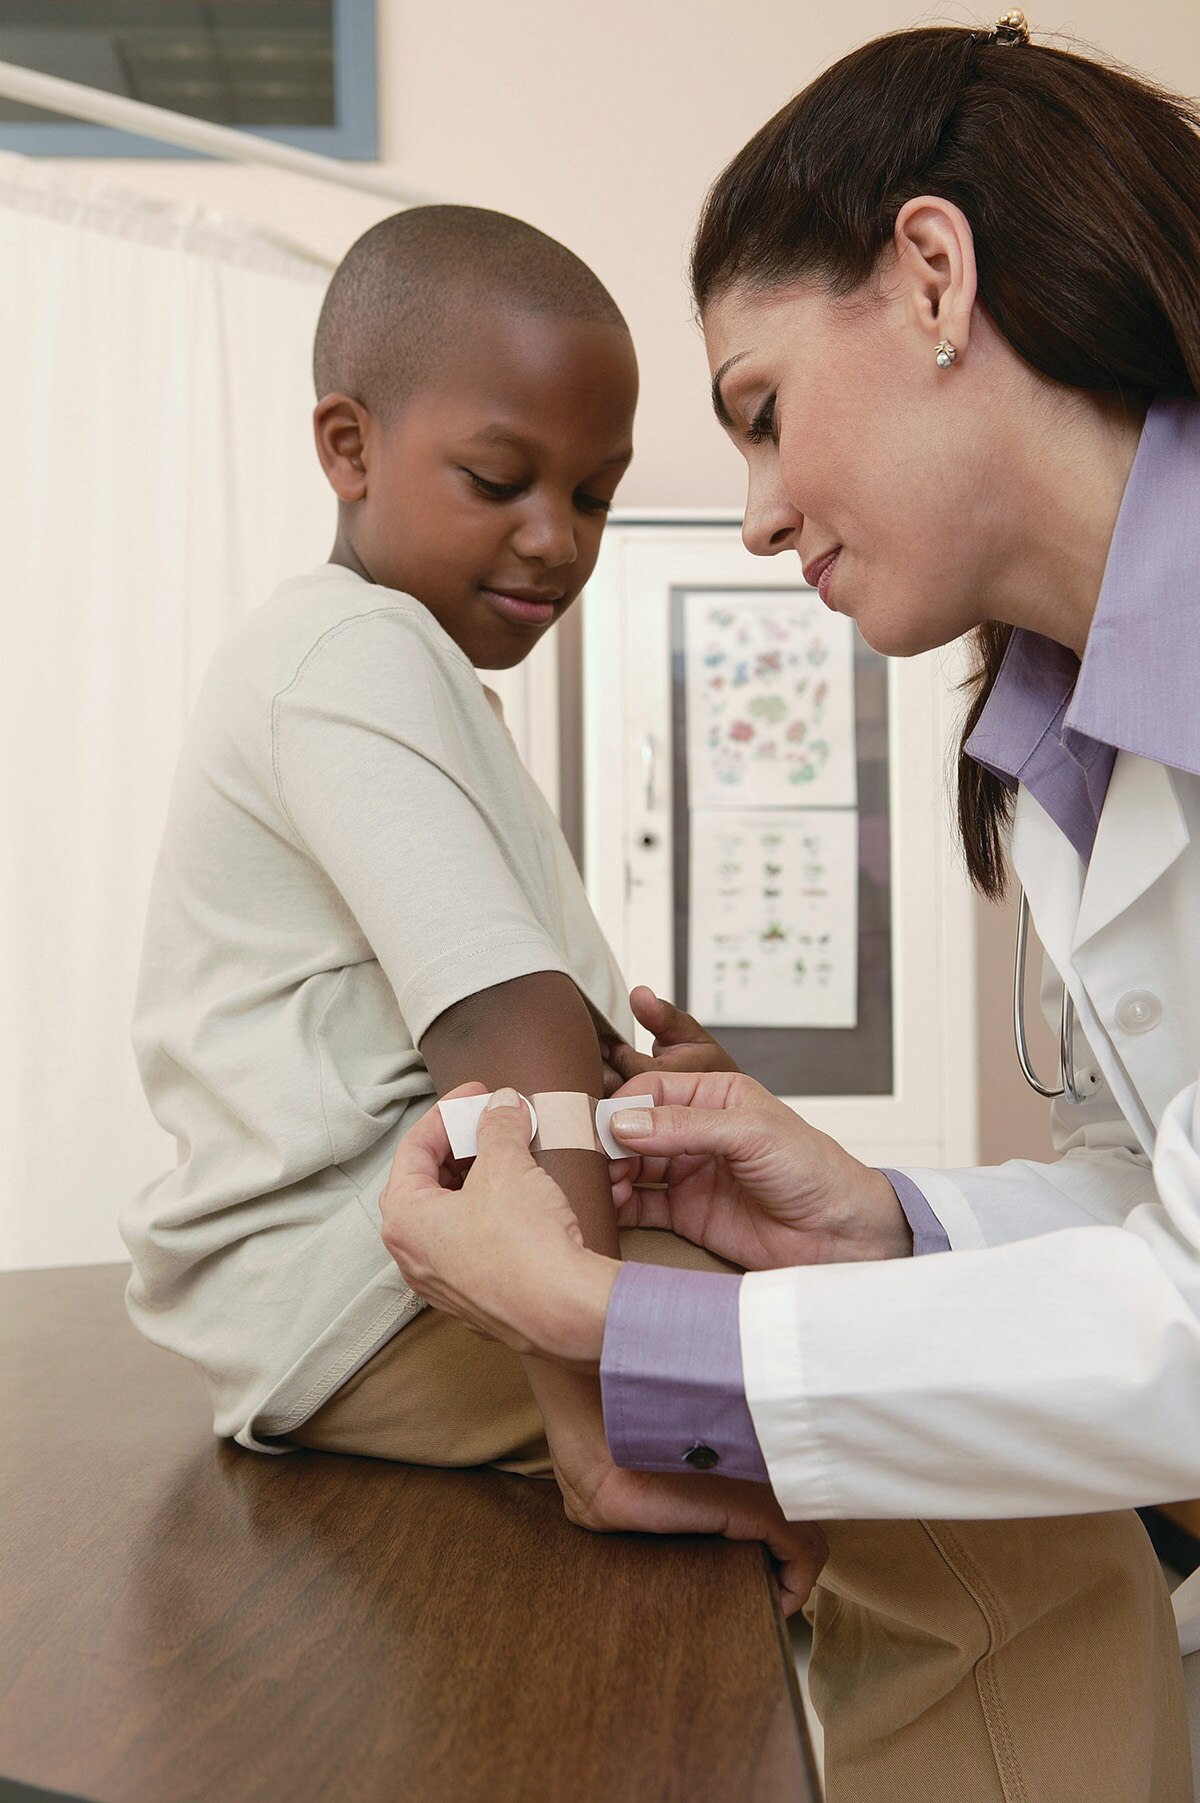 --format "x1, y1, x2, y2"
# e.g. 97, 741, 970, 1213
990, 9, 1031, 45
